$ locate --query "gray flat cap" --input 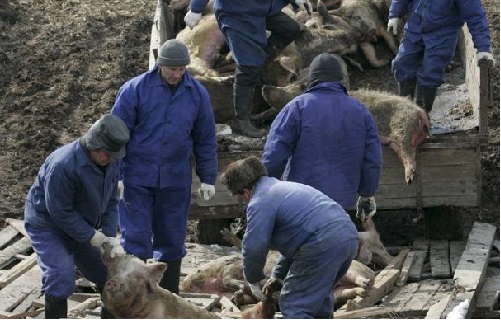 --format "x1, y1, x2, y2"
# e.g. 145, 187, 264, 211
84, 114, 130, 159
